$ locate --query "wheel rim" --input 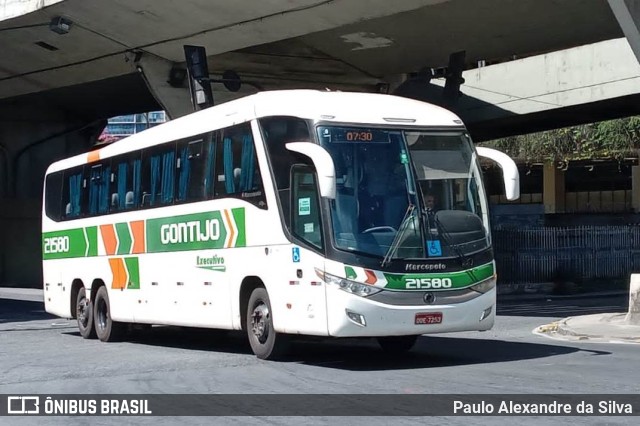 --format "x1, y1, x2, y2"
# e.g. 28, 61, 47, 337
96, 298, 108, 331
250, 302, 270, 344
77, 296, 89, 328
